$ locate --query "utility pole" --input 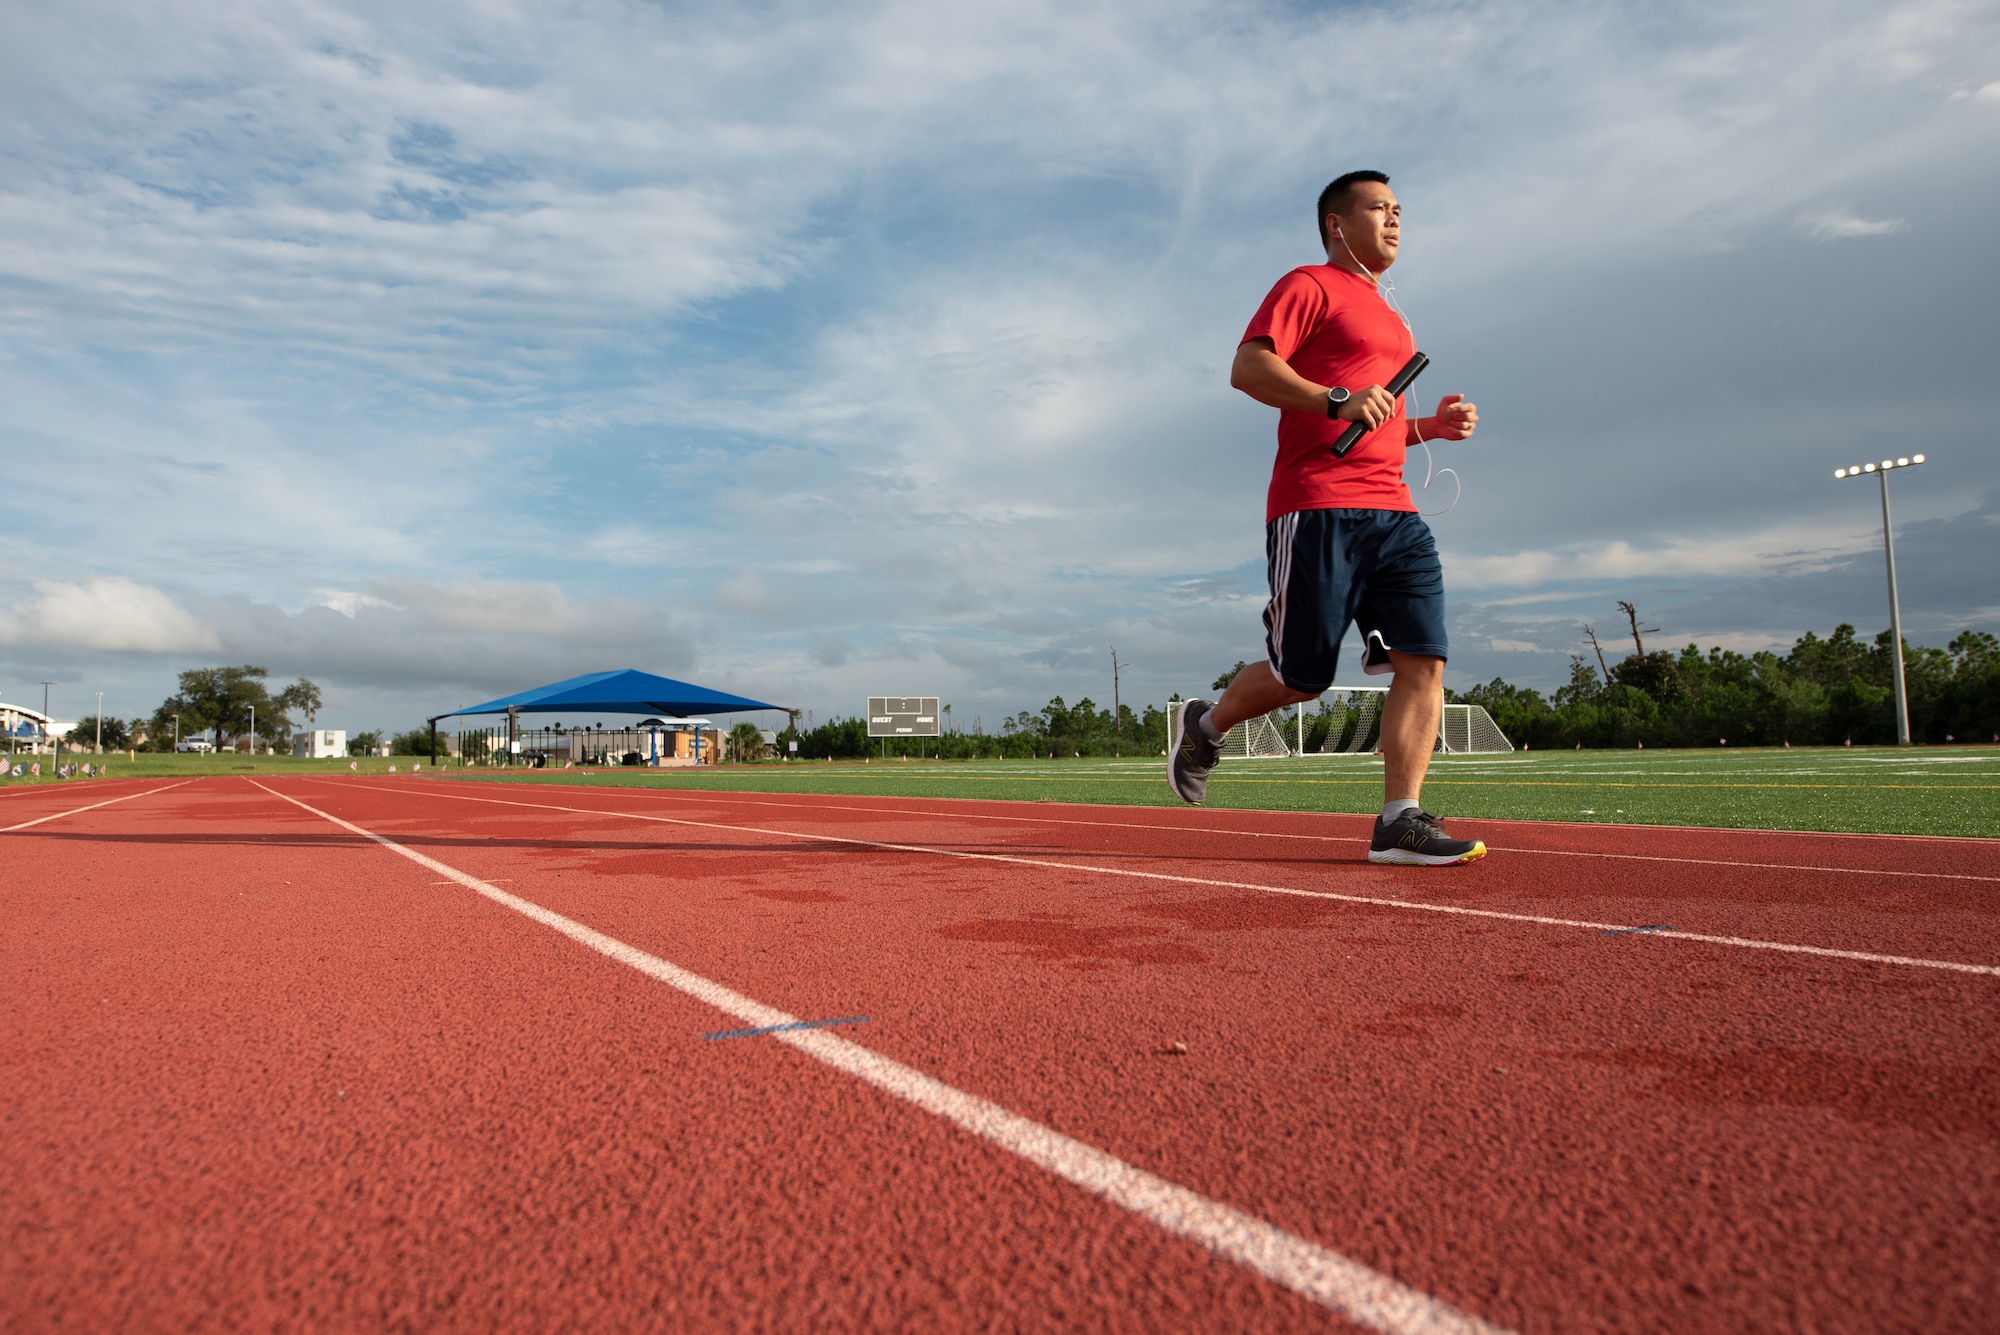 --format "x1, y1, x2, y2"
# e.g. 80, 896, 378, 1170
1110, 647, 1131, 756
172, 714, 179, 752
1835, 453, 1925, 745
1581, 624, 1611, 684
95, 692, 103, 754
249, 704, 255, 756
1615, 601, 1659, 657
40, 681, 56, 755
